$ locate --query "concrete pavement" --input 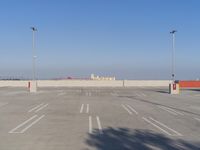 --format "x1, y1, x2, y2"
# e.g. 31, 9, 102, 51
0, 87, 200, 150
